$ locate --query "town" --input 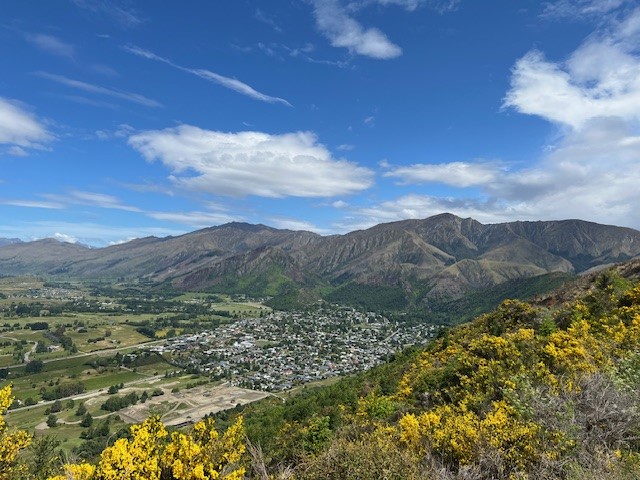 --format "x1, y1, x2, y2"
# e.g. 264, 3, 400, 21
148, 305, 440, 391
